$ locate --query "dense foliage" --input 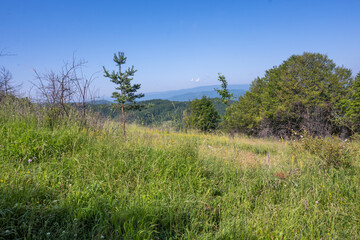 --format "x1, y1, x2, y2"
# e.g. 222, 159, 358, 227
185, 96, 220, 132
128, 99, 189, 129
224, 52, 356, 137
340, 72, 360, 133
